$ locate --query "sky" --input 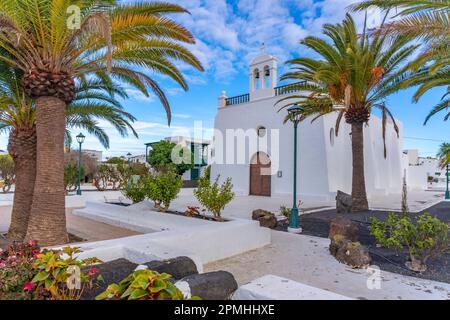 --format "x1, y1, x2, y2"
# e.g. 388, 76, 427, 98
0, 0, 448, 159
